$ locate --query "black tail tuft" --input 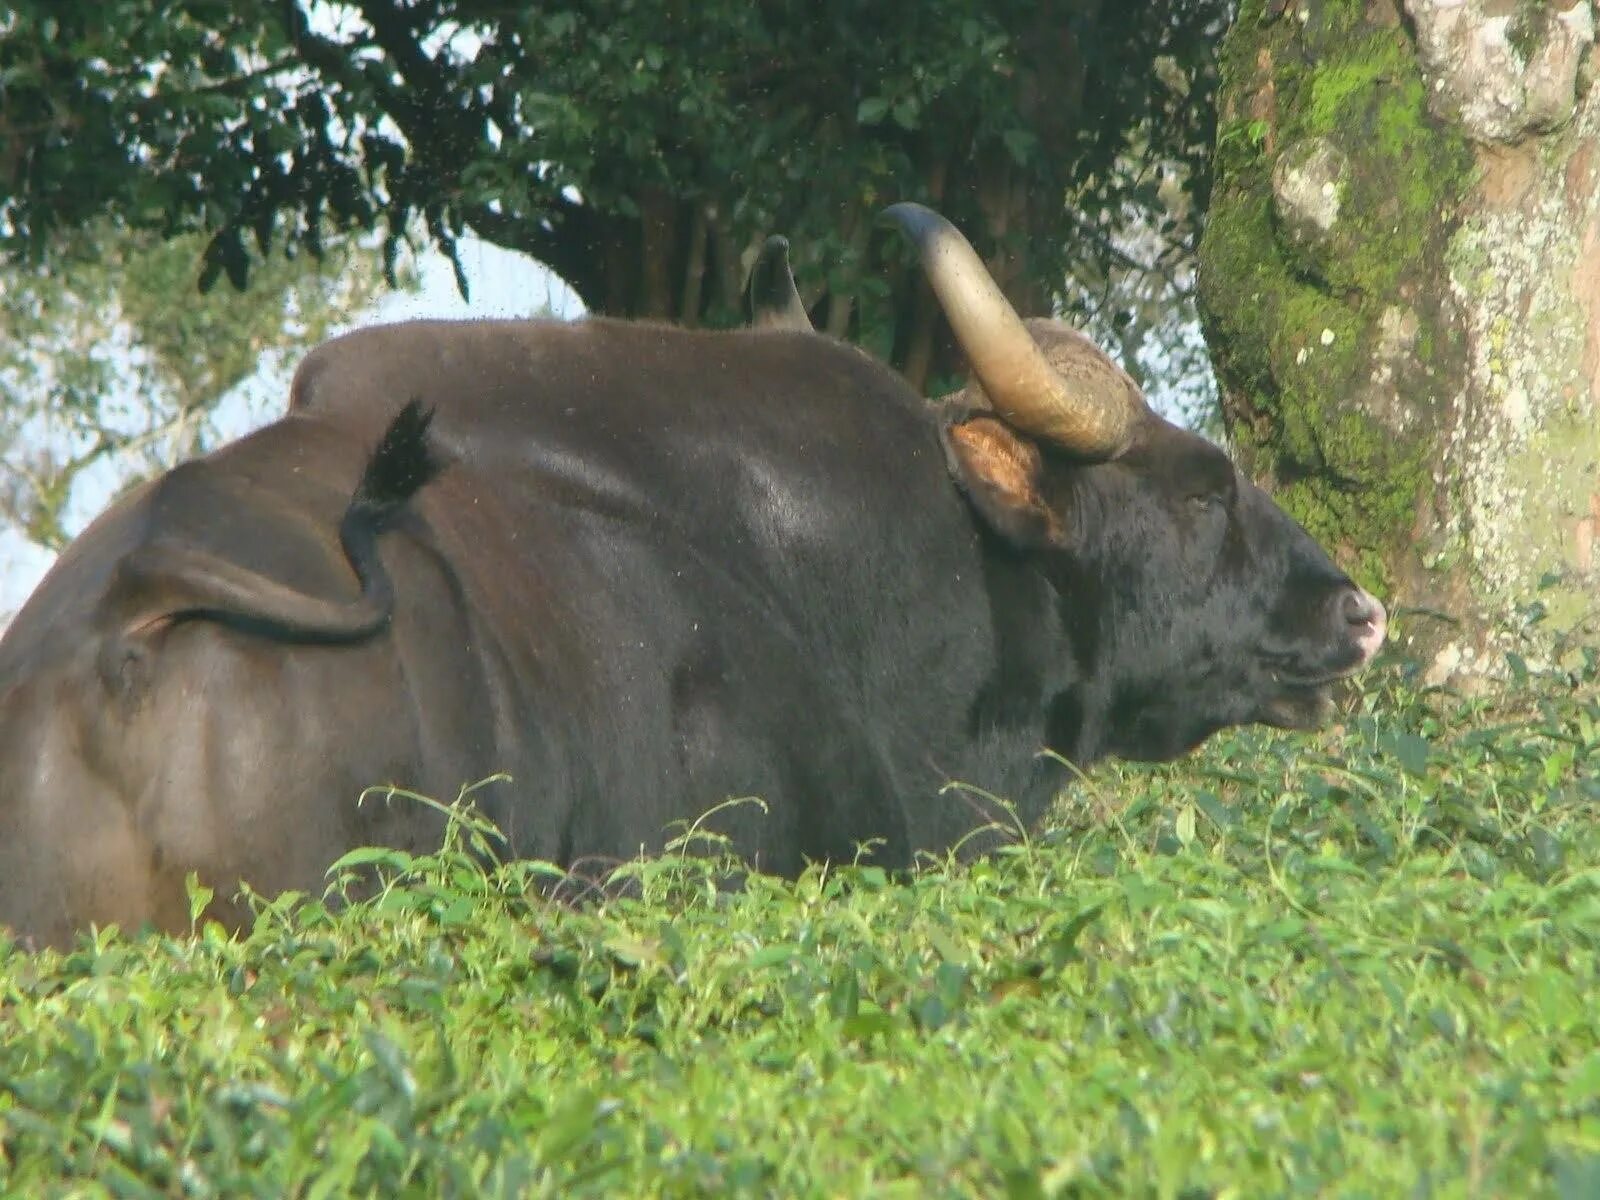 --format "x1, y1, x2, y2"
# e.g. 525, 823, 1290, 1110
351, 400, 446, 522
